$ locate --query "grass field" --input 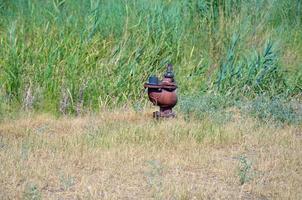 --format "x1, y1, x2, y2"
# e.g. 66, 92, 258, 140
0, 0, 302, 199
0, 110, 301, 199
